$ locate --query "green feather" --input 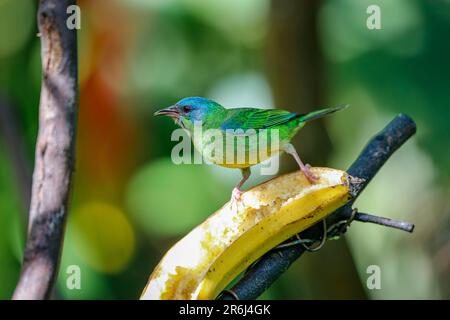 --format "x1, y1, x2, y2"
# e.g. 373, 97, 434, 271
219, 104, 348, 132
298, 105, 348, 122
220, 108, 298, 131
